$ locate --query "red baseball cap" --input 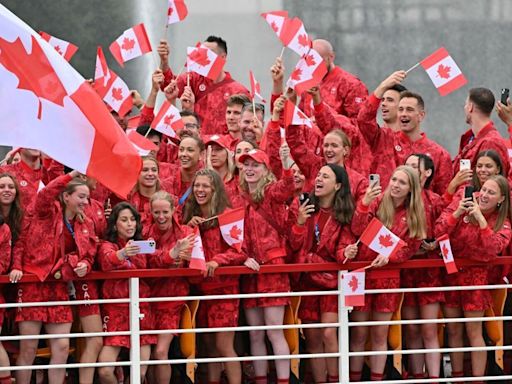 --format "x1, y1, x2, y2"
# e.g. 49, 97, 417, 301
239, 149, 270, 168
205, 134, 231, 150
